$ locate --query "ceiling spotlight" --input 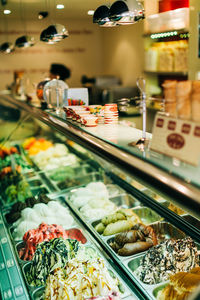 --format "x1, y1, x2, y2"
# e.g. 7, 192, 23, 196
0, 42, 14, 53
56, 4, 64, 9
109, 0, 145, 25
88, 10, 95, 16
3, 9, 11, 14
93, 5, 117, 27
15, 35, 35, 48
38, 11, 49, 19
